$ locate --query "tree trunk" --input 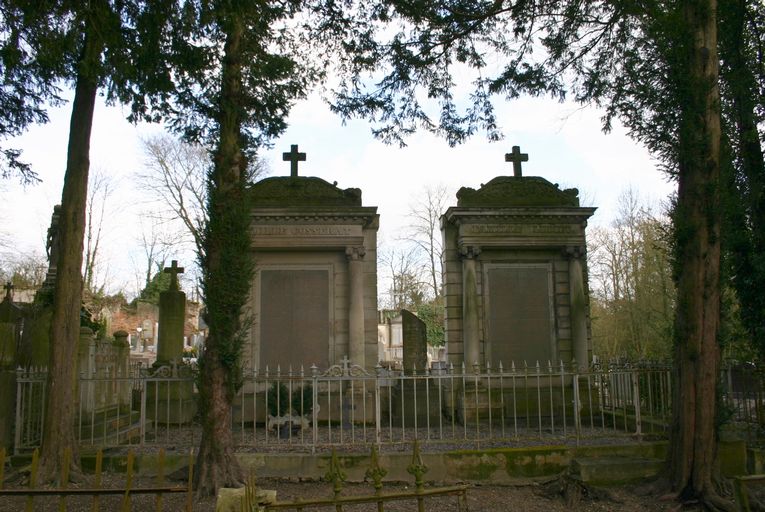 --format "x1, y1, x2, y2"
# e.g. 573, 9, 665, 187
195, 12, 249, 496
39, 28, 102, 482
669, 0, 728, 506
